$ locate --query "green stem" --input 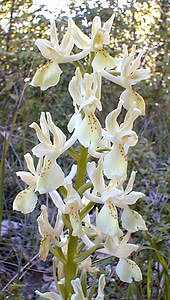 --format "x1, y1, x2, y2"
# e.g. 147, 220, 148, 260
64, 233, 78, 299
59, 186, 67, 198
76, 241, 85, 255
74, 243, 103, 264
77, 181, 93, 197
86, 52, 95, 74
88, 273, 98, 300
81, 271, 87, 297
66, 147, 79, 161
80, 201, 95, 220
75, 145, 88, 190
63, 145, 88, 298
72, 61, 85, 74
62, 214, 72, 230
50, 246, 66, 264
